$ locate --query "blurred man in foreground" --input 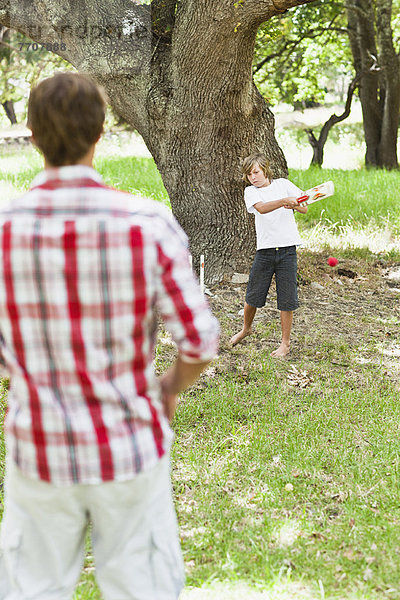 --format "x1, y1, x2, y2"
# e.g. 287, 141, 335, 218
0, 72, 219, 600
